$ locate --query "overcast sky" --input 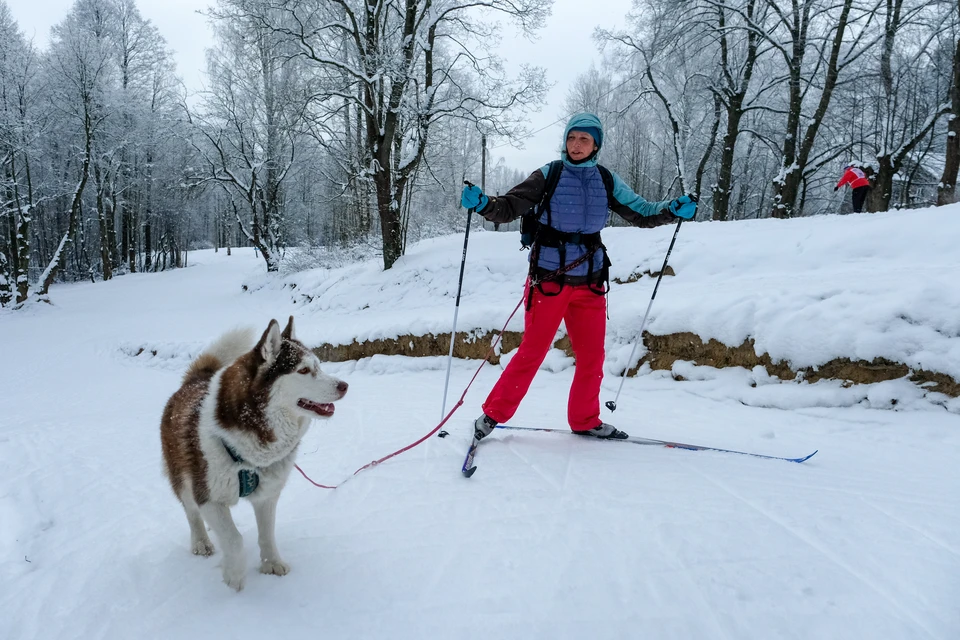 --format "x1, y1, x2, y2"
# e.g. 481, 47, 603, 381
7, 0, 635, 172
